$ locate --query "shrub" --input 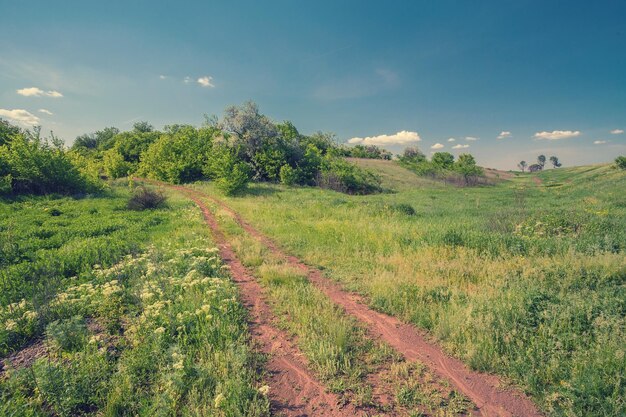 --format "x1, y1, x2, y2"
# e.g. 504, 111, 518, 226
205, 145, 251, 195
318, 157, 382, 194
127, 186, 167, 210
46, 316, 88, 352
390, 203, 416, 216
216, 162, 250, 195
279, 164, 298, 186
138, 126, 215, 183
615, 156, 626, 170
0, 129, 97, 195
